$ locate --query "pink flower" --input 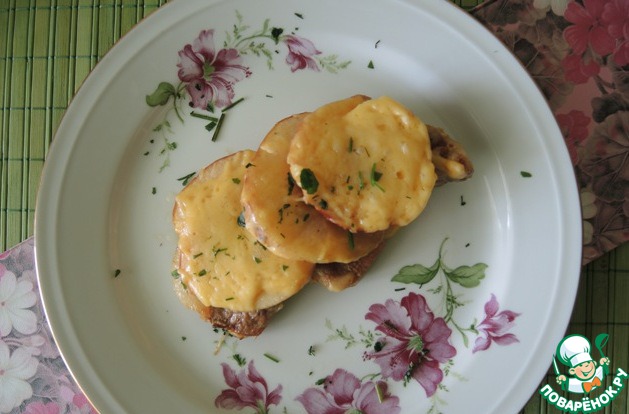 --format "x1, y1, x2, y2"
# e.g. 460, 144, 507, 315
364, 292, 456, 397
283, 35, 321, 72
177, 30, 250, 109
296, 369, 400, 414
556, 110, 591, 163
23, 401, 60, 414
561, 53, 600, 84
563, 0, 615, 57
214, 361, 282, 413
601, 0, 629, 66
472, 294, 520, 353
